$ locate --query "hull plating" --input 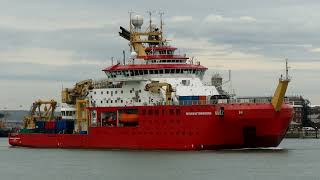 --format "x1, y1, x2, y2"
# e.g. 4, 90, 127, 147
9, 104, 293, 150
